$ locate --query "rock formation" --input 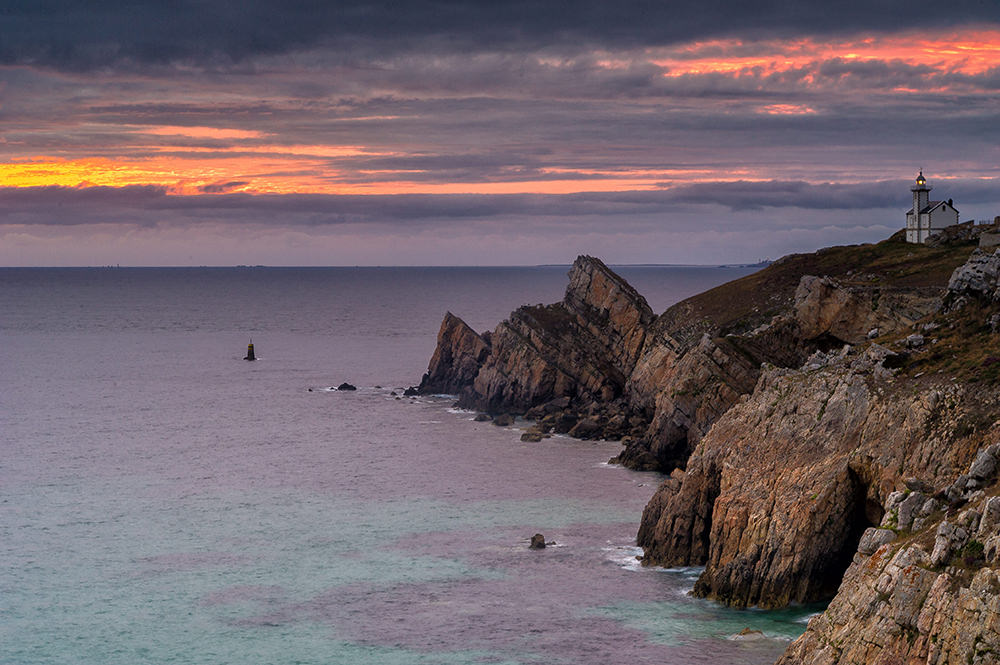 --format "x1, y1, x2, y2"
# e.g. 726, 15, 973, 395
418, 238, 966, 477
415, 227, 1000, 664
418, 312, 491, 395
637, 345, 987, 608
418, 255, 656, 423
794, 275, 942, 344
778, 444, 1000, 665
